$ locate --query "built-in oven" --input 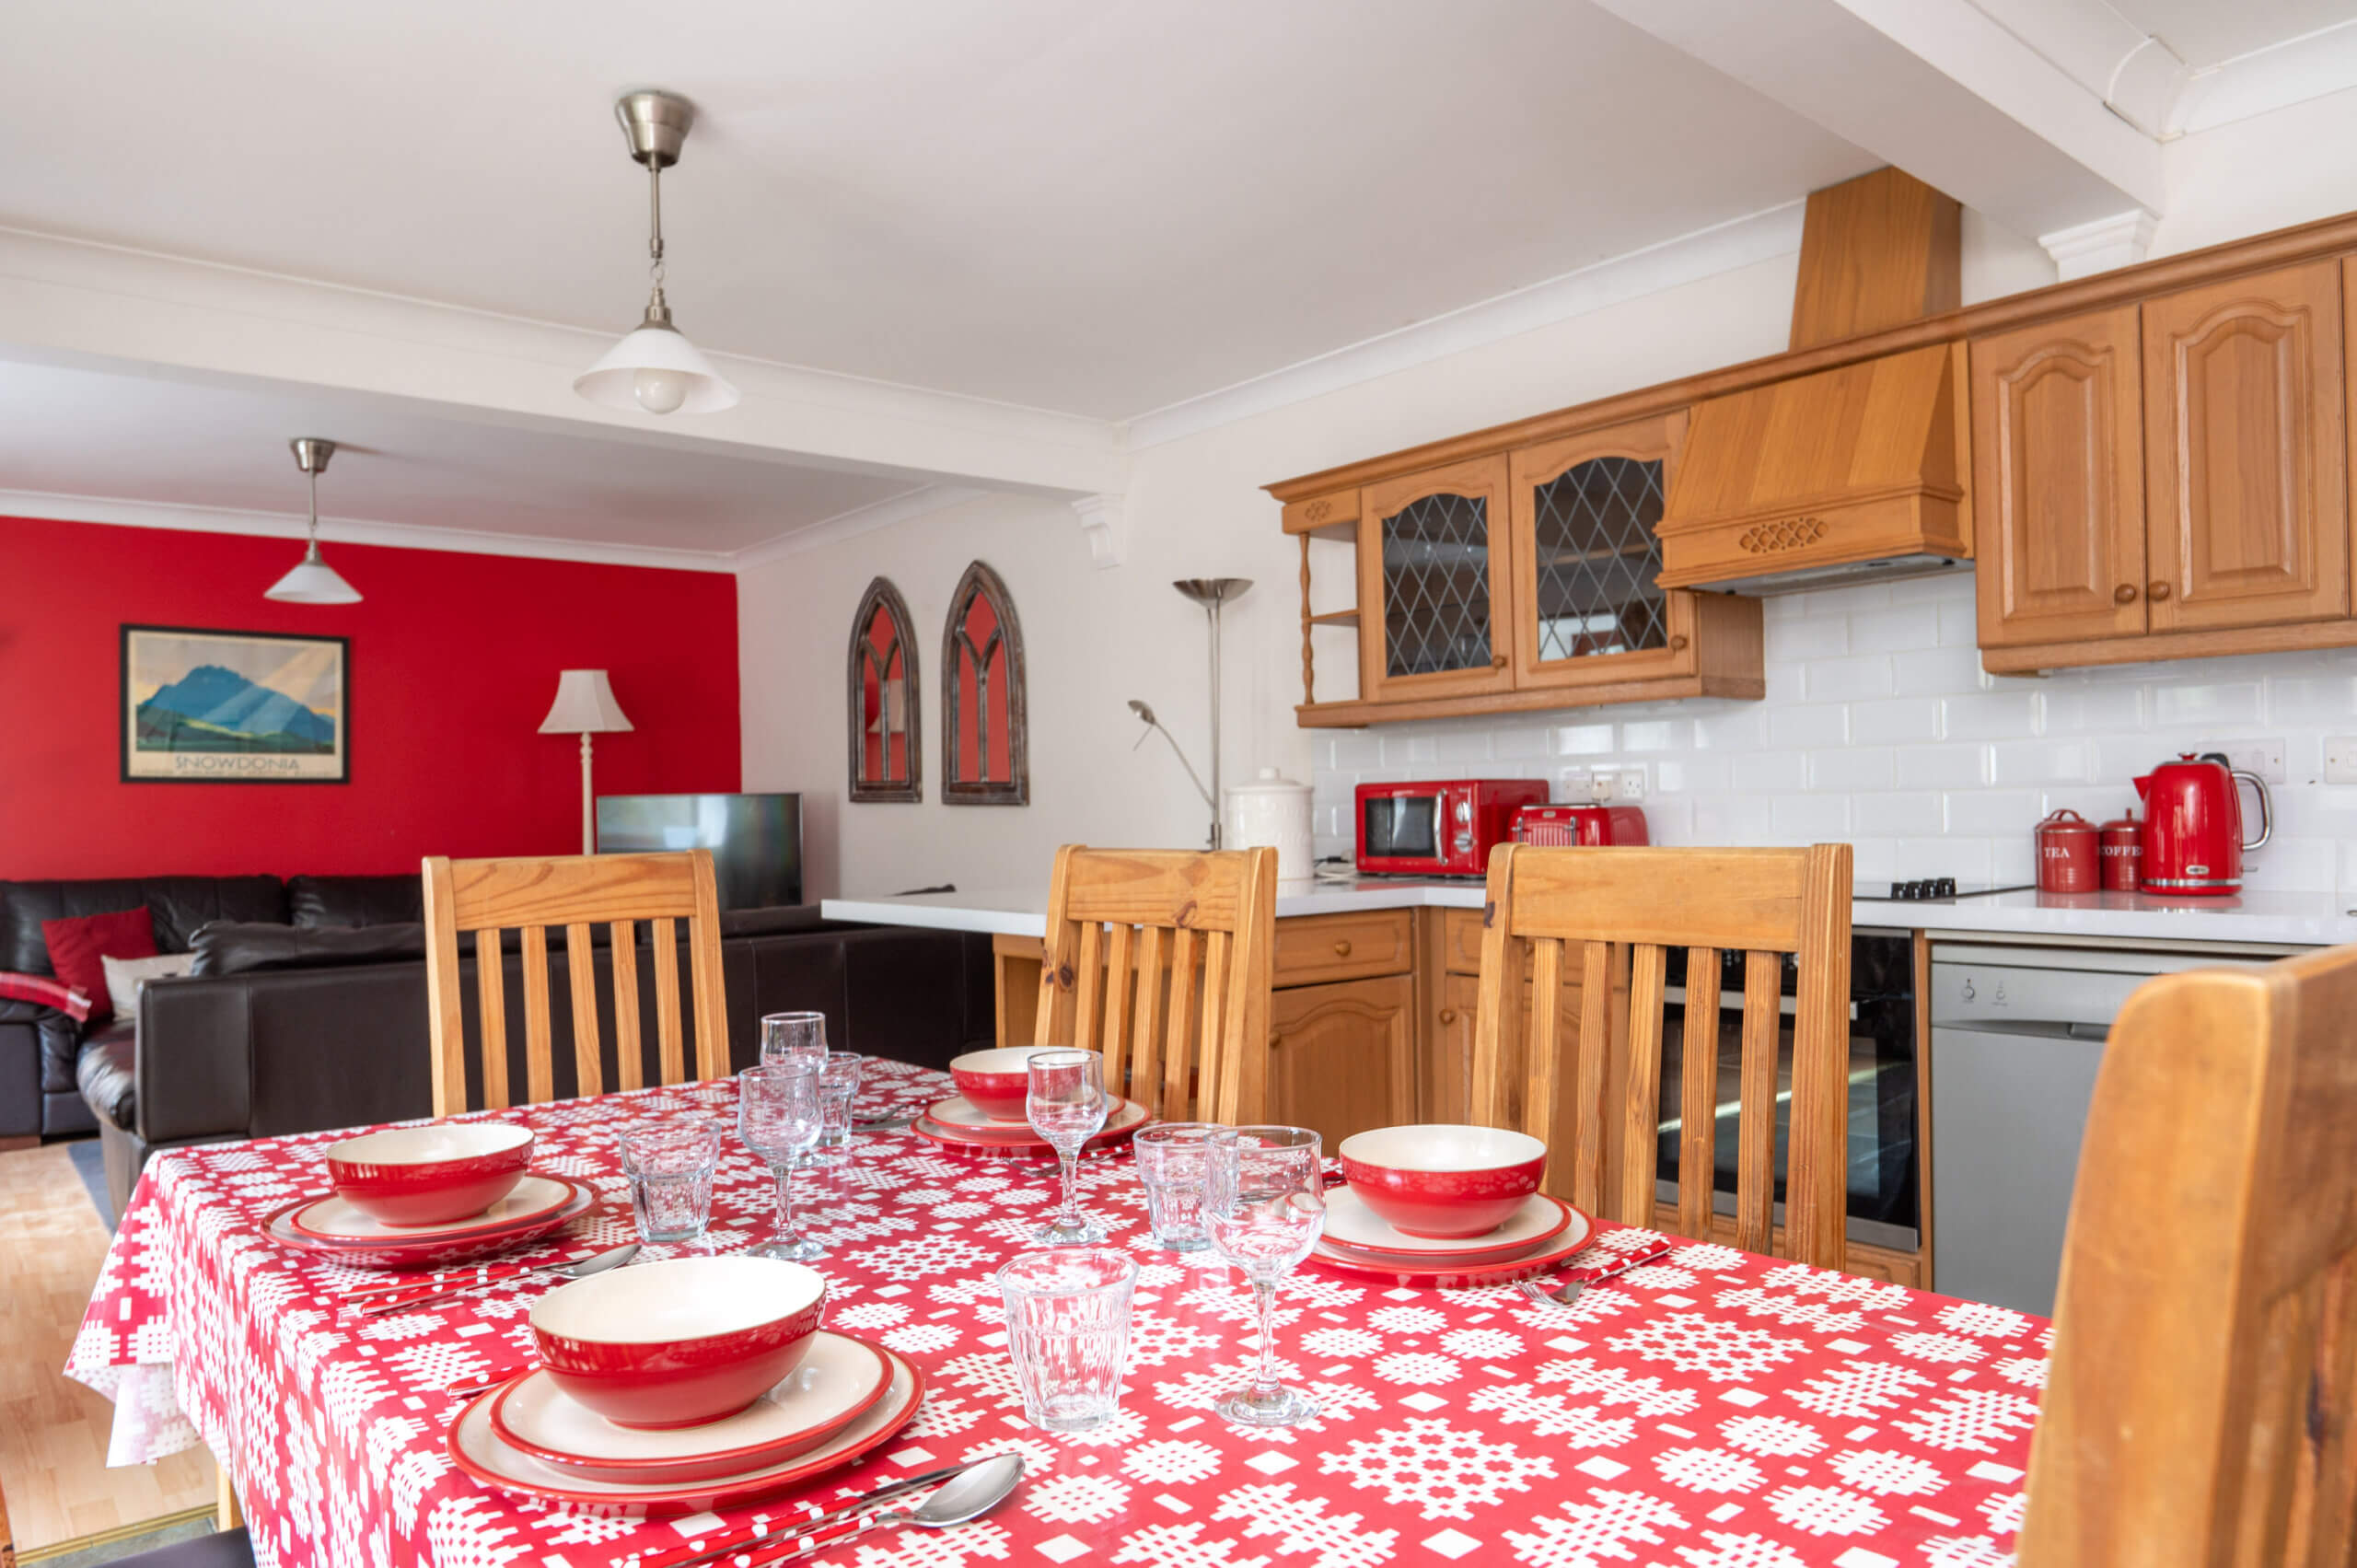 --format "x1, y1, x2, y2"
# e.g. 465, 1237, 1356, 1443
1652, 928, 1921, 1254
